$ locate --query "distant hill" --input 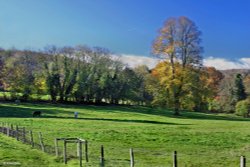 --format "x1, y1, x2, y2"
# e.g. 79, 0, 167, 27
220, 69, 250, 77
219, 69, 250, 95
